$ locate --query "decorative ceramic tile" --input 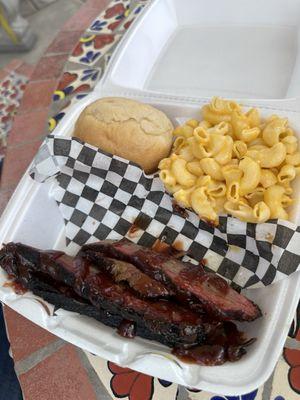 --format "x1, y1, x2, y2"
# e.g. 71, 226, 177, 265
271, 355, 299, 399
85, 354, 267, 400
48, 0, 148, 133
53, 68, 101, 102
48, 111, 67, 132
283, 348, 300, 396
0, 72, 28, 147
49, 92, 89, 132
69, 33, 122, 66
88, 0, 131, 34
119, 2, 146, 30
85, 353, 179, 400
